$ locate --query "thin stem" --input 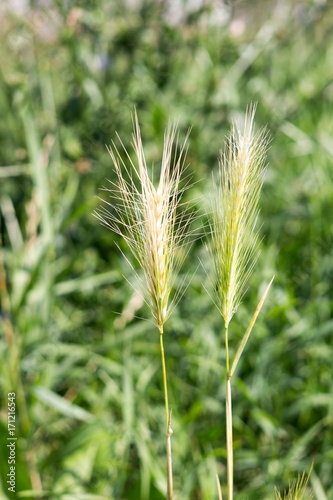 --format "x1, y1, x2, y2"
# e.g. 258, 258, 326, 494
225, 324, 230, 374
216, 474, 223, 500
226, 376, 233, 500
166, 410, 173, 500
225, 324, 233, 500
159, 326, 173, 500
